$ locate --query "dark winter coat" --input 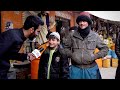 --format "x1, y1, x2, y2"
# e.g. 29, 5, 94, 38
0, 28, 27, 79
115, 32, 120, 79
38, 46, 69, 79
